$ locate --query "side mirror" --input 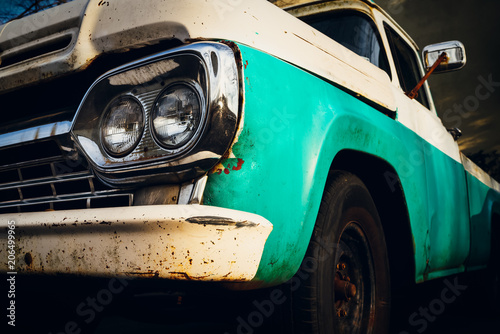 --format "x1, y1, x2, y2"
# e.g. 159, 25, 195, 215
422, 41, 466, 73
